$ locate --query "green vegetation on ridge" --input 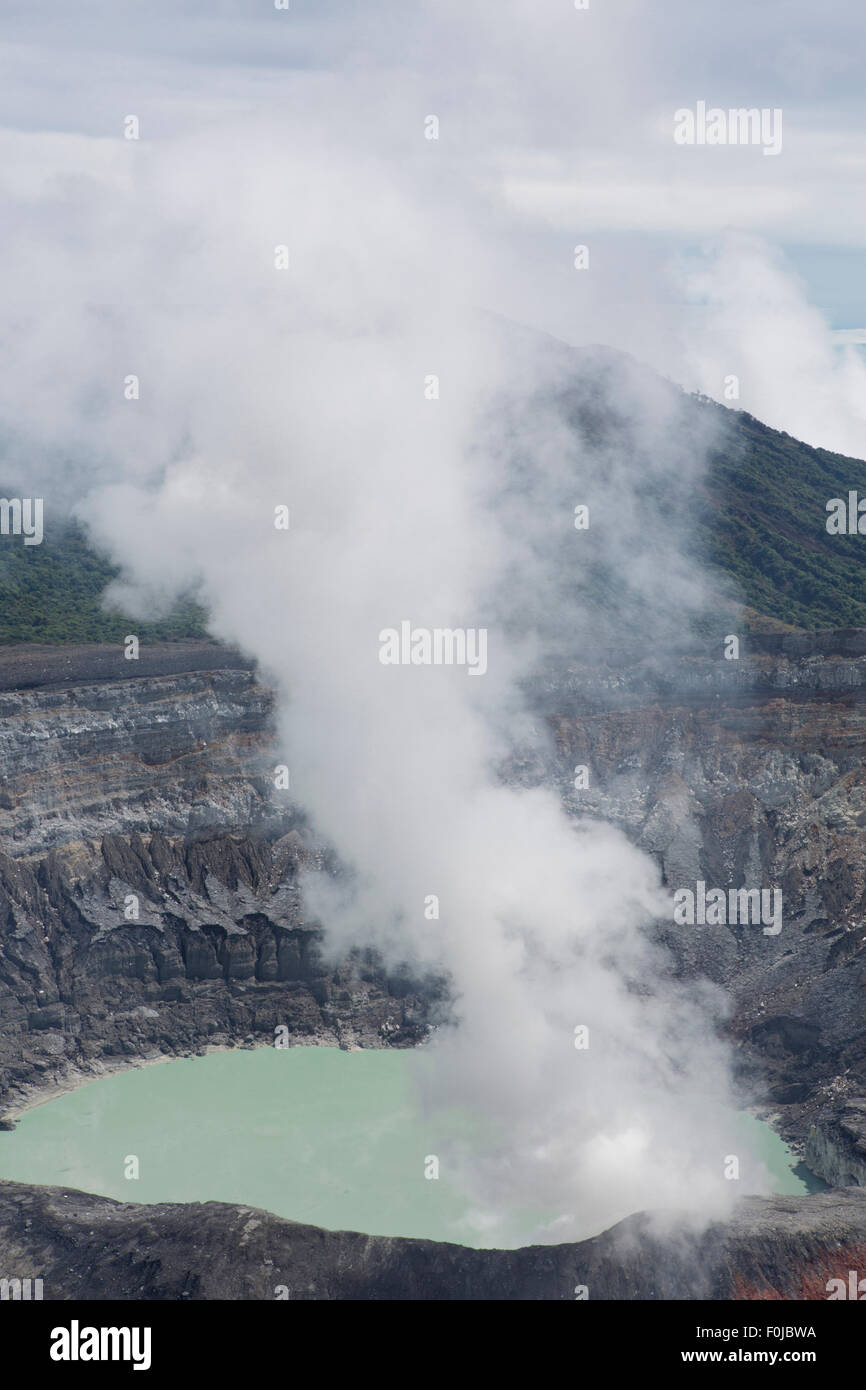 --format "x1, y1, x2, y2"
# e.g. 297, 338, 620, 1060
700, 405, 866, 630
0, 519, 208, 645
1, 392, 866, 643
